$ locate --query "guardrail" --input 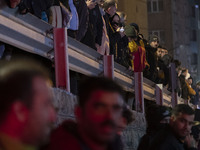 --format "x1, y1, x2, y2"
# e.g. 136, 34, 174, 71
0, 1, 185, 107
